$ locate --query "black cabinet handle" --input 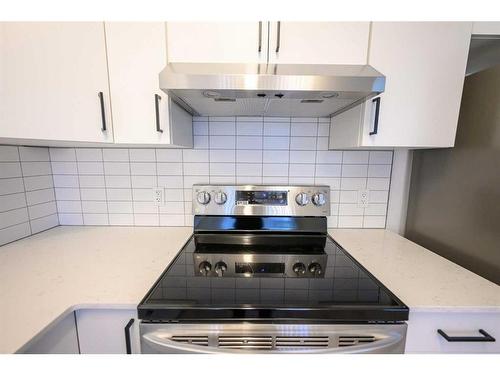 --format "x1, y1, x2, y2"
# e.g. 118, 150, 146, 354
258, 21, 262, 52
275, 21, 281, 53
124, 318, 135, 354
155, 94, 163, 133
369, 97, 381, 135
437, 329, 496, 343
98, 92, 106, 132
